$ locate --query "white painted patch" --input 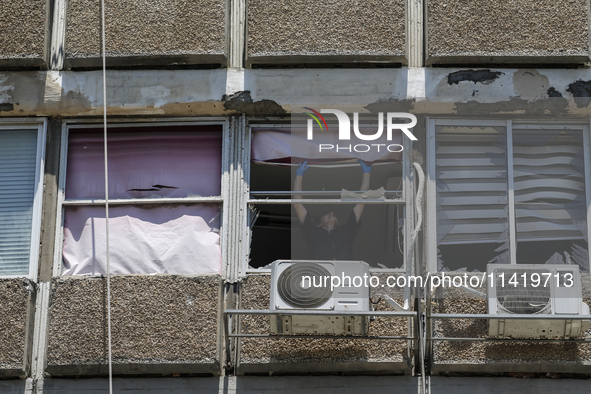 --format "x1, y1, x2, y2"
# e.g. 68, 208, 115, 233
226, 68, 245, 96
43, 71, 63, 103
407, 67, 426, 101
